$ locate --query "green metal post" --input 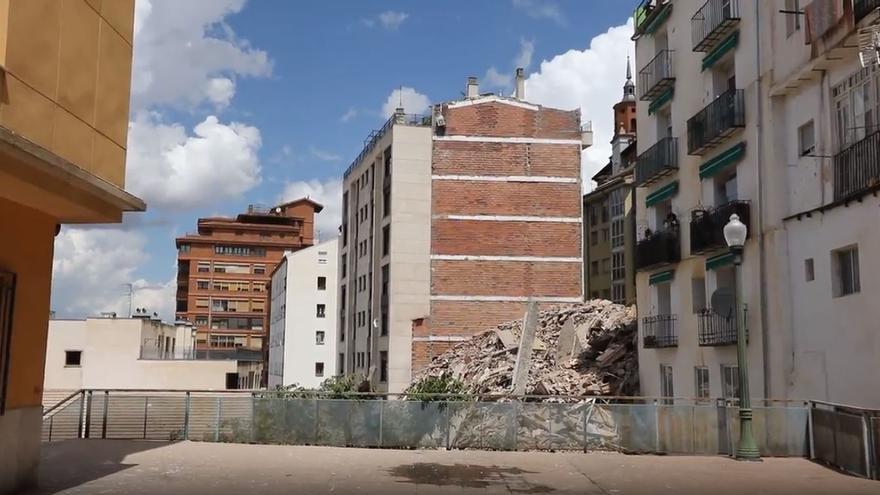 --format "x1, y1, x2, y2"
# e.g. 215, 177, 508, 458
733, 248, 760, 460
